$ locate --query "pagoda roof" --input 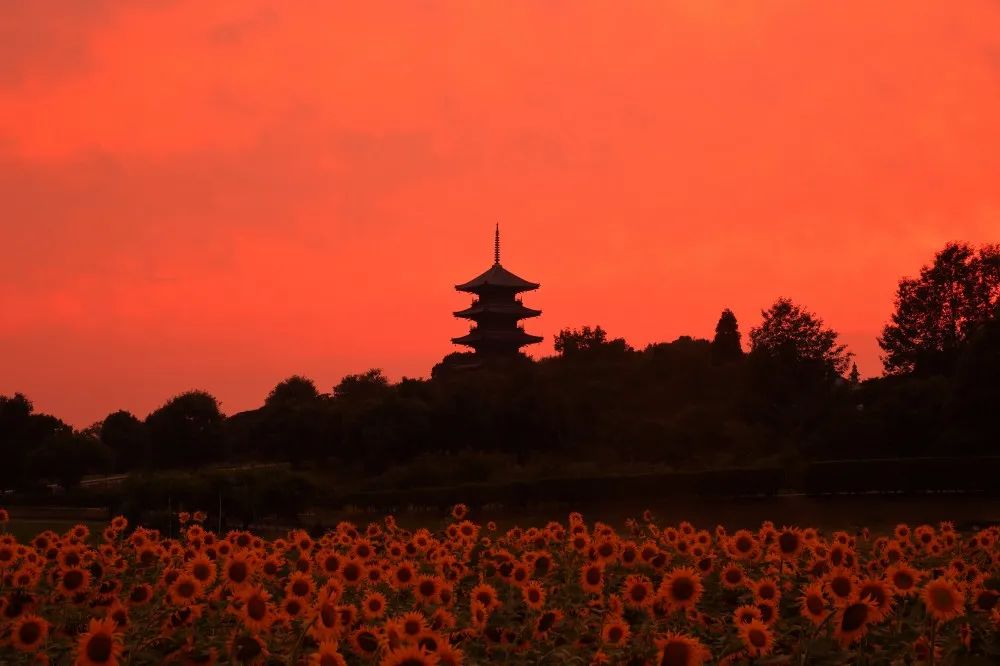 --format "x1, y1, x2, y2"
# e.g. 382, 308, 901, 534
452, 328, 543, 346
453, 301, 542, 319
455, 263, 540, 293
